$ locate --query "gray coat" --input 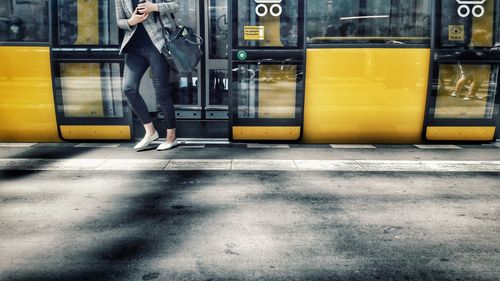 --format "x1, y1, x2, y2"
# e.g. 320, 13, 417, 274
115, 0, 180, 55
